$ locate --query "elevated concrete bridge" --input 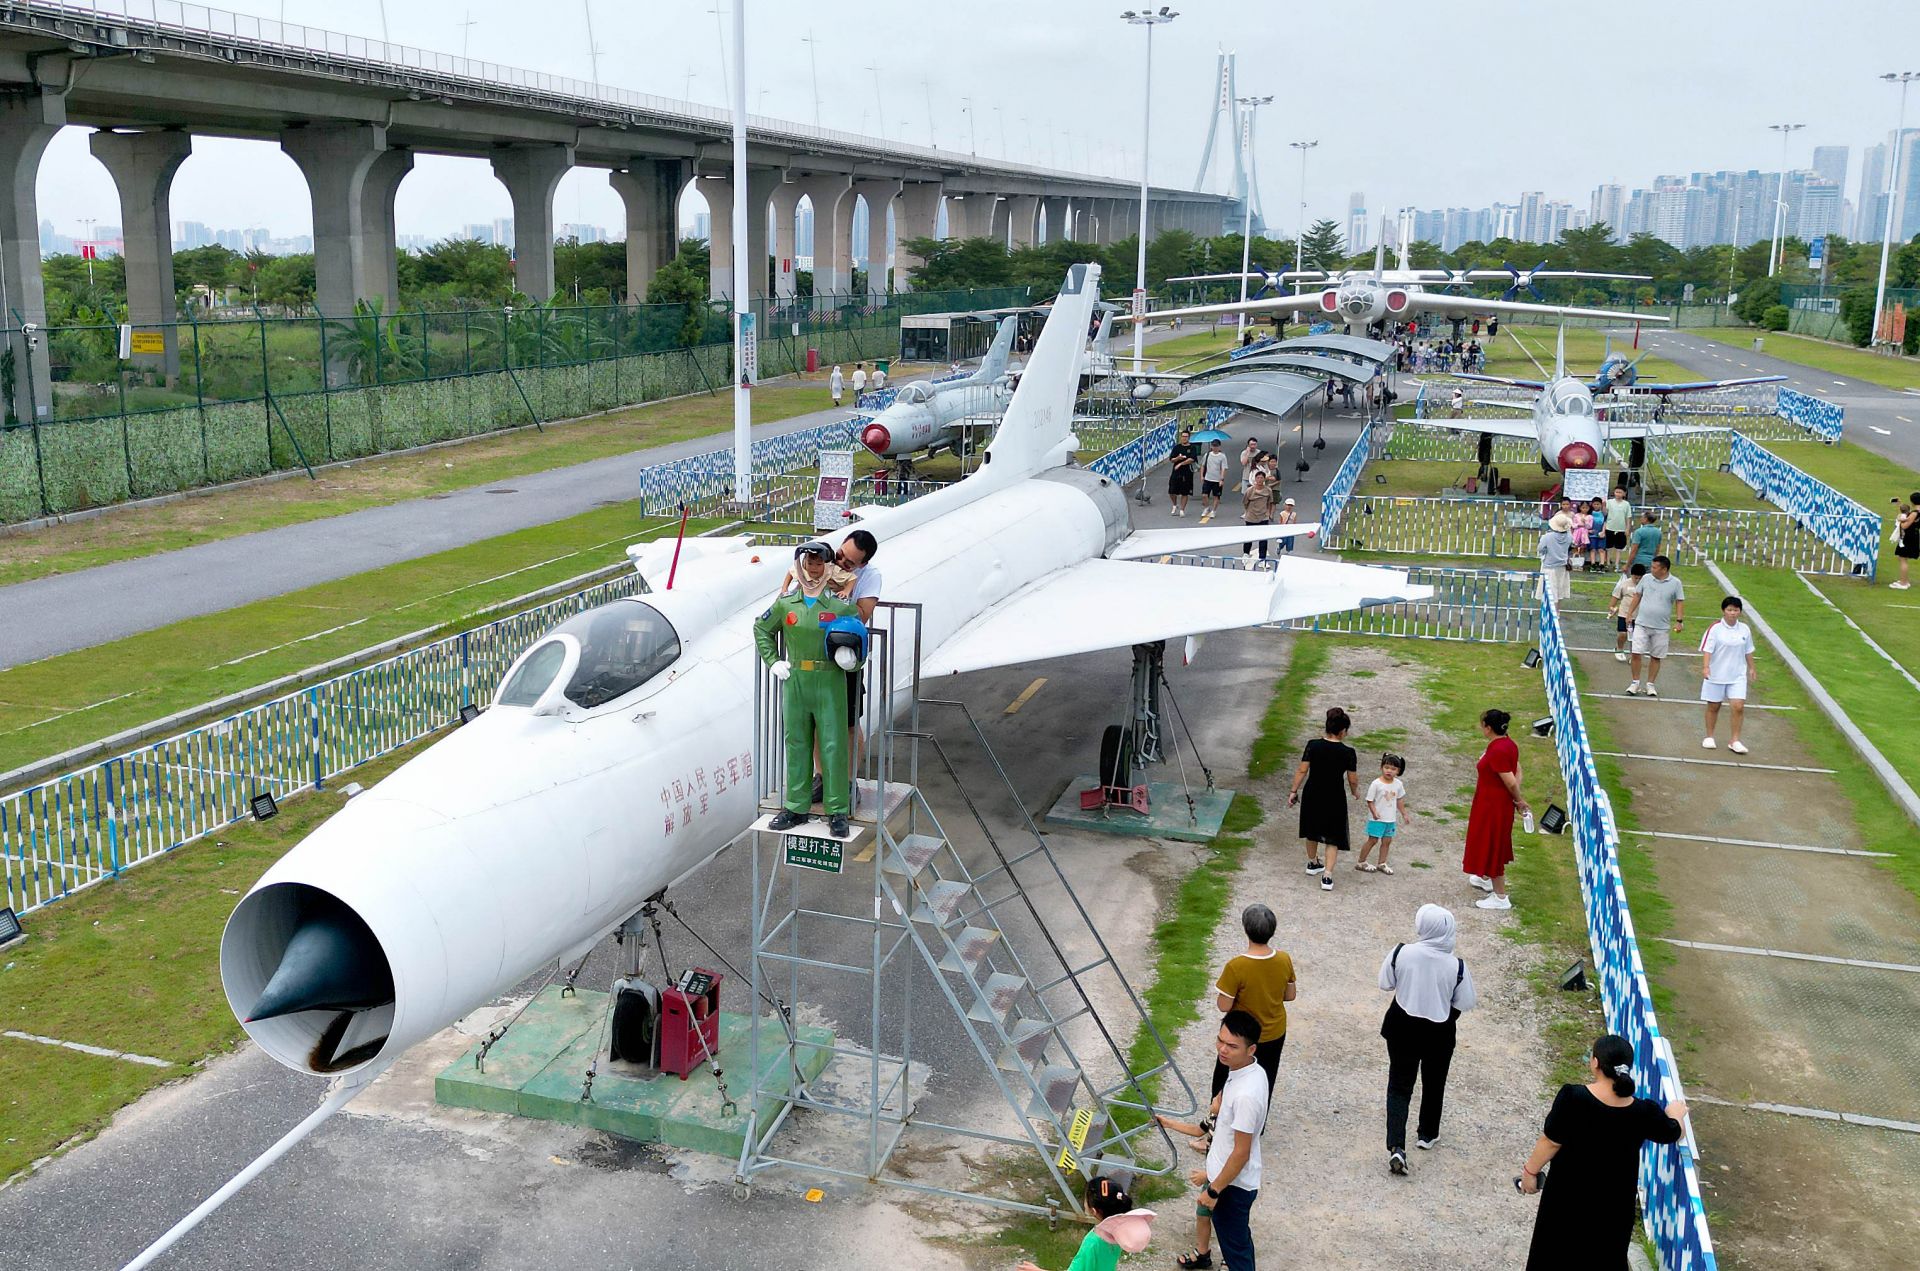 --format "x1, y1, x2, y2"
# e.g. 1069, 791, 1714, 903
0, 1, 1233, 417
